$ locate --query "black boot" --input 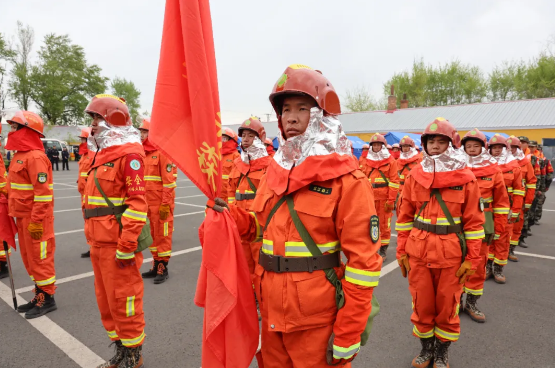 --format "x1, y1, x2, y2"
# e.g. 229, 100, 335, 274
96, 341, 125, 368
117, 345, 143, 368
411, 337, 435, 368
508, 245, 519, 262
81, 250, 91, 258
485, 259, 493, 280
526, 229, 532, 236
0, 261, 8, 279
433, 339, 451, 368
378, 245, 389, 262
141, 260, 159, 279
153, 260, 169, 284
493, 263, 506, 284
518, 237, 528, 248
17, 285, 39, 313
25, 289, 57, 319
464, 294, 486, 323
